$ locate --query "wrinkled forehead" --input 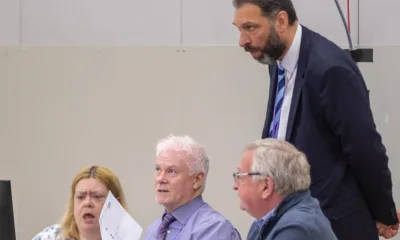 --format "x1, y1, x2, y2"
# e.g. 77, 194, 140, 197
156, 150, 188, 167
233, 3, 268, 27
74, 178, 108, 194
